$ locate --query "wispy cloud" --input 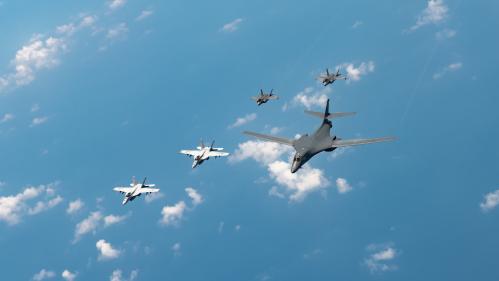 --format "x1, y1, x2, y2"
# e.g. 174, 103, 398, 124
409, 0, 448, 31
136, 9, 154, 21
228, 113, 257, 129
433, 62, 462, 79
480, 189, 499, 212
364, 243, 399, 273
172, 242, 181, 256
109, 269, 138, 281
32, 269, 56, 281
0, 113, 14, 123
185, 187, 203, 206
289, 86, 330, 110
0, 182, 62, 225
66, 199, 84, 215
108, 0, 126, 10
73, 210, 127, 242
106, 23, 128, 39
351, 20, 363, 29
220, 18, 244, 33
436, 28, 456, 40
30, 116, 49, 127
